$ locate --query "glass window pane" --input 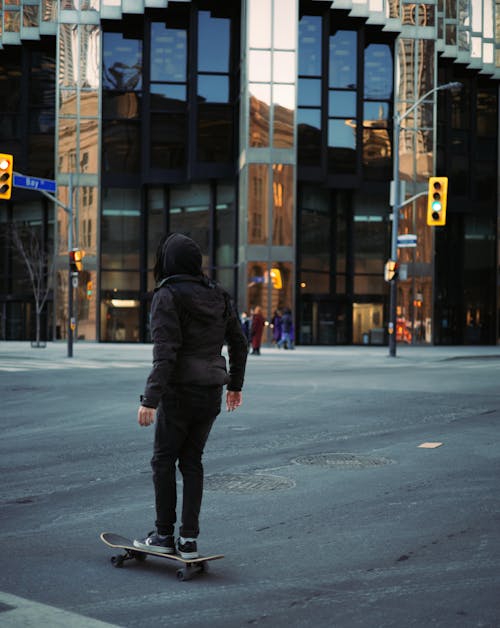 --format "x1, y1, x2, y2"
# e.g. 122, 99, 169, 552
100, 293, 140, 342
364, 43, 393, 100
102, 92, 140, 118
81, 25, 100, 89
103, 32, 142, 91
148, 187, 165, 271
273, 84, 294, 148
299, 186, 330, 272
169, 184, 210, 269
249, 84, 270, 147
102, 121, 141, 174
297, 108, 321, 167
247, 261, 270, 317
198, 75, 229, 103
329, 90, 356, 118
273, 0, 296, 50
248, 0, 271, 48
298, 78, 321, 107
150, 23, 187, 82
329, 30, 357, 89
197, 104, 233, 162
363, 101, 389, 124
272, 164, 293, 246
150, 113, 186, 169
270, 261, 293, 313
273, 51, 295, 83
248, 164, 269, 245
299, 15, 322, 76
328, 118, 356, 149
198, 11, 230, 73
249, 50, 272, 82
215, 183, 236, 267
151, 84, 186, 110
101, 188, 141, 269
